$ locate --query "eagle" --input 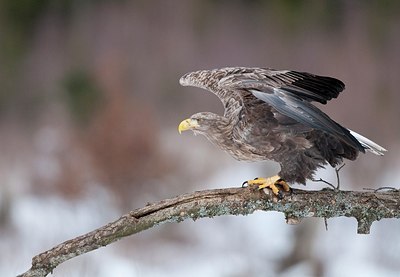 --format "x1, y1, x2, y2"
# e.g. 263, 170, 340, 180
178, 67, 386, 198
